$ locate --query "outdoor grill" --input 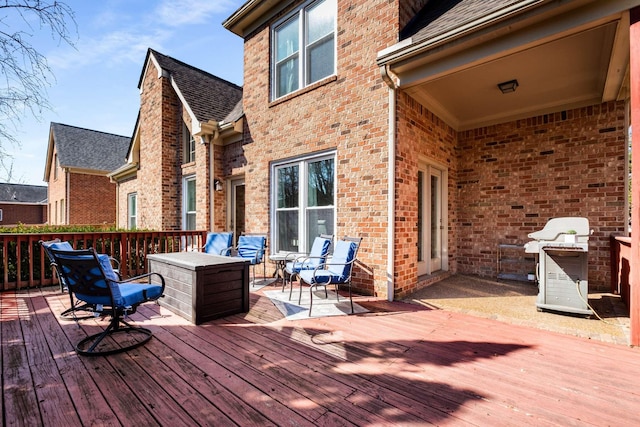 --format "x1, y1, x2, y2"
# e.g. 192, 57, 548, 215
524, 217, 592, 316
